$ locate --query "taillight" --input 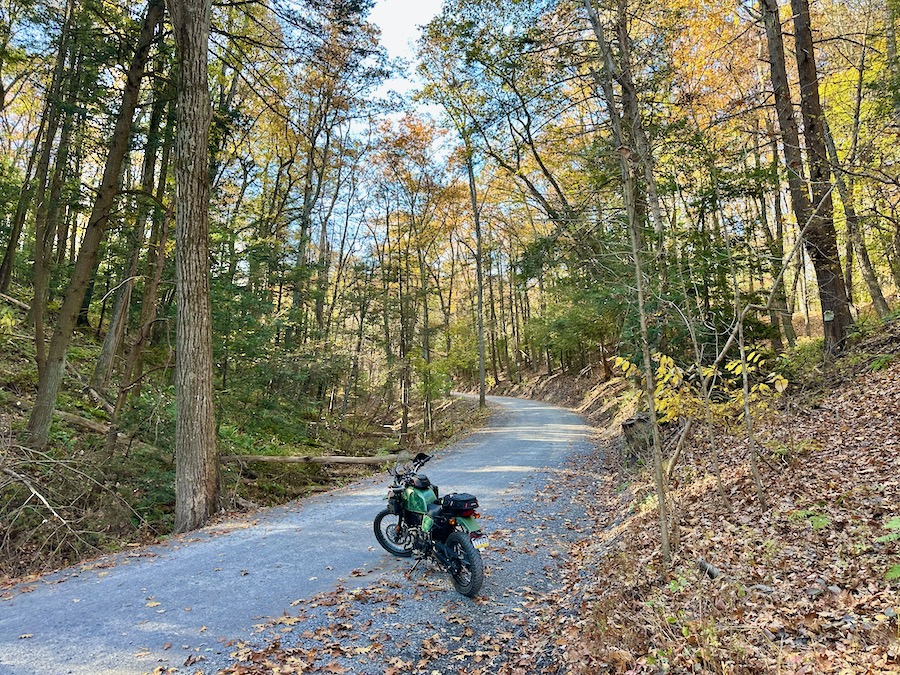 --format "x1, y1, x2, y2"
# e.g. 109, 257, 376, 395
460, 509, 475, 517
